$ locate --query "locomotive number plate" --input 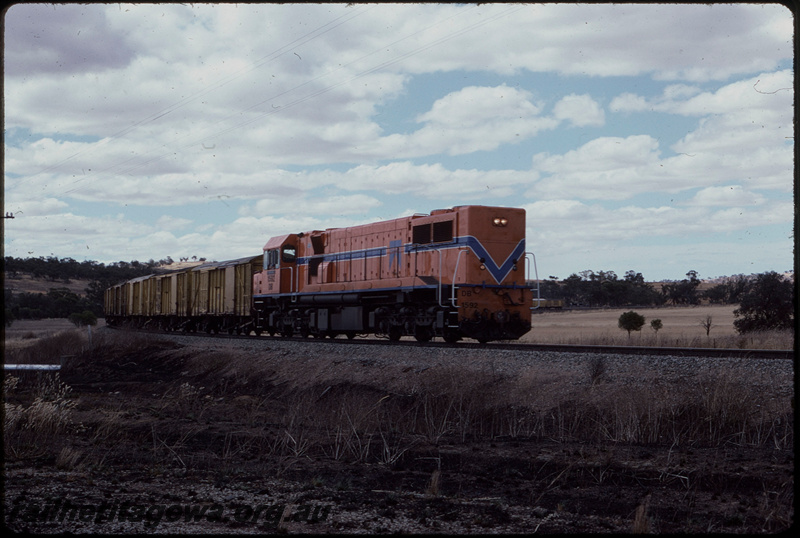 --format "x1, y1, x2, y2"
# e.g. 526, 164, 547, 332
460, 288, 478, 309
